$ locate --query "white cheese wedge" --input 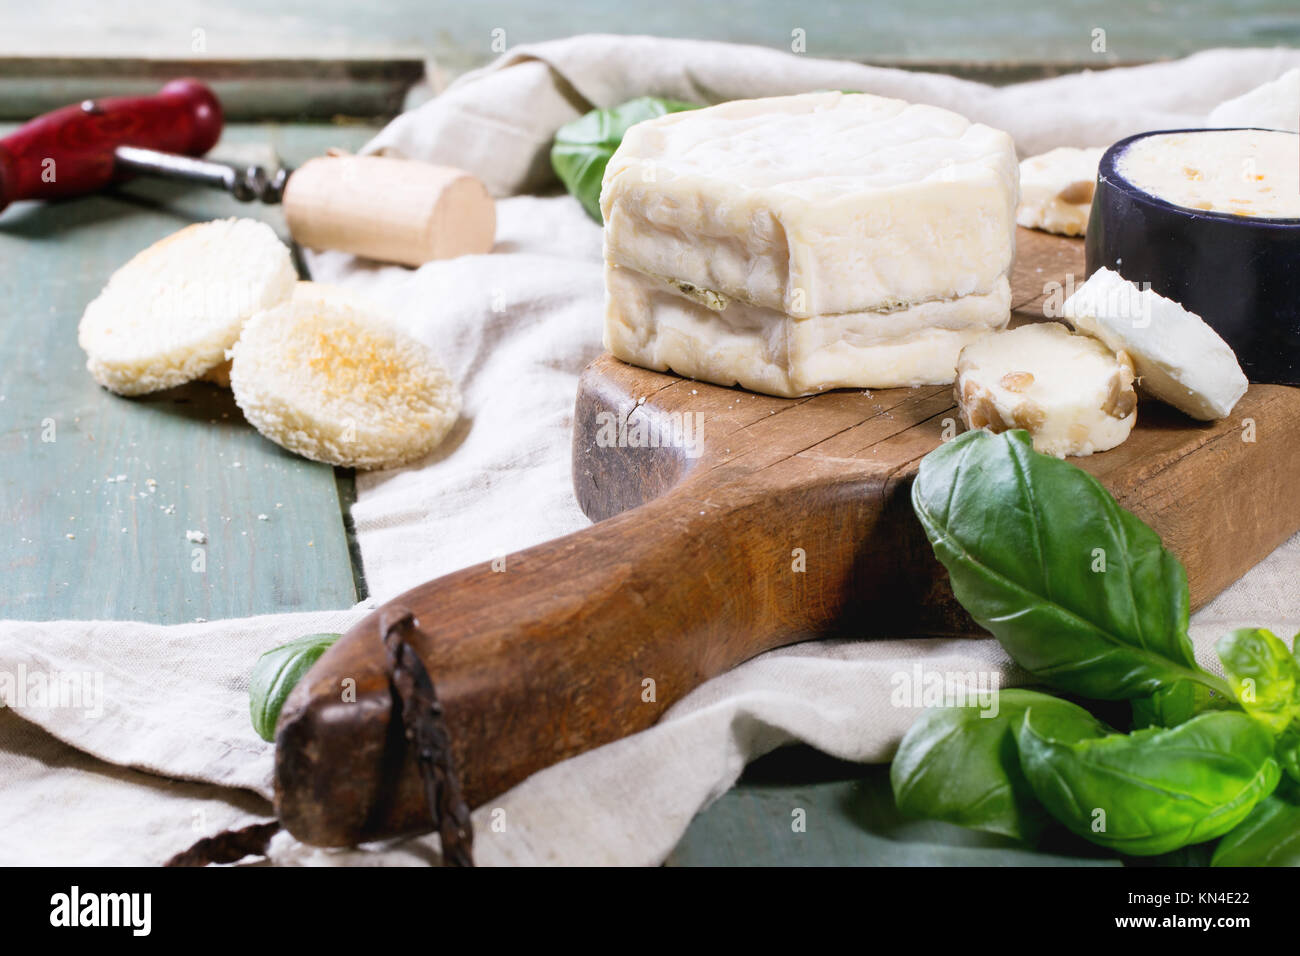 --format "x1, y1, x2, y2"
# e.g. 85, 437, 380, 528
1061, 268, 1248, 420
601, 91, 1018, 317
955, 323, 1136, 458
1117, 129, 1300, 219
607, 263, 1011, 397
1208, 68, 1300, 133
1016, 146, 1105, 236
